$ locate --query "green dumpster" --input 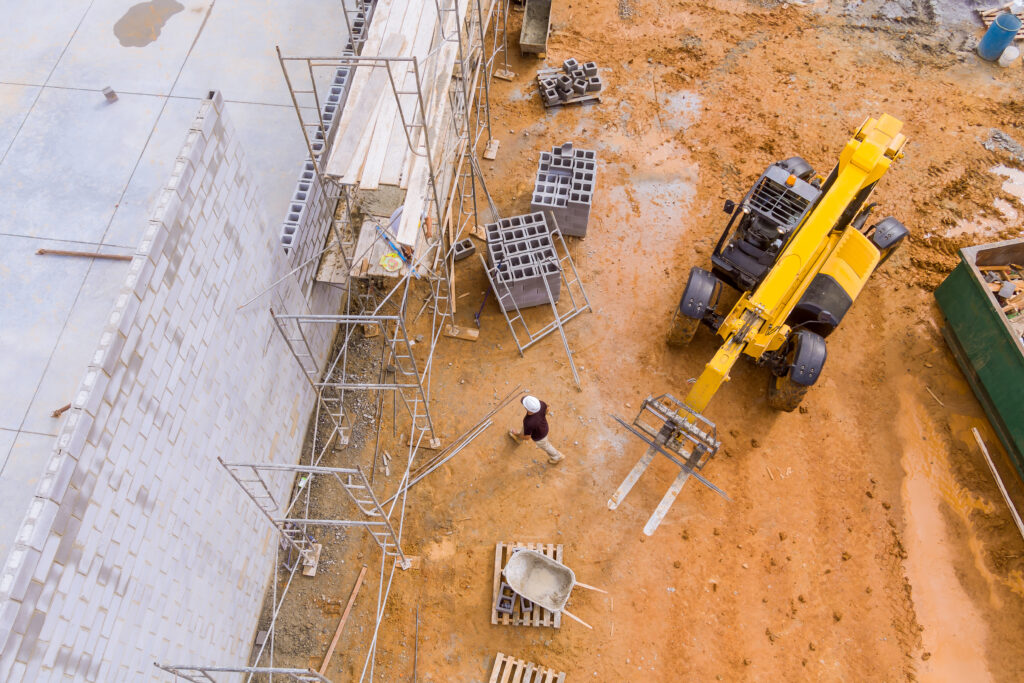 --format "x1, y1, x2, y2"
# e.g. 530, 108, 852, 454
935, 237, 1024, 479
